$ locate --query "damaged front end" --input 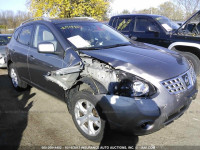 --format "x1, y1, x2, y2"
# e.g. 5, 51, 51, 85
44, 52, 119, 95
42, 49, 197, 136
45, 63, 82, 90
